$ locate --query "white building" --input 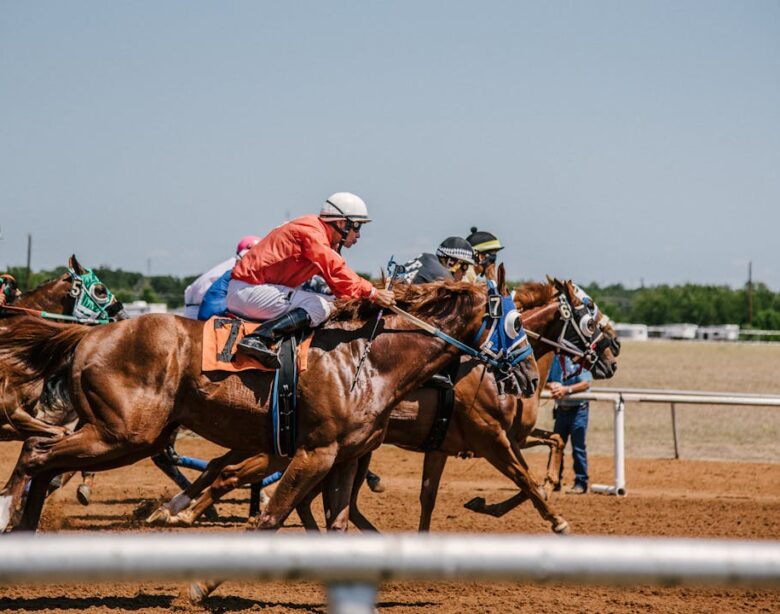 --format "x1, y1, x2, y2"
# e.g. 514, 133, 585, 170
647, 324, 698, 340
124, 300, 168, 318
695, 324, 740, 341
613, 323, 648, 341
